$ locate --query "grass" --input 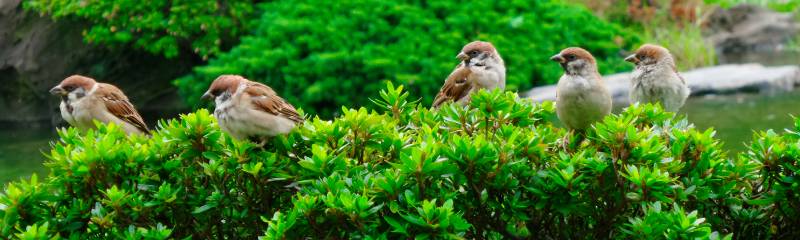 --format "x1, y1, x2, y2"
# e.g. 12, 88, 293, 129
704, 0, 800, 12
565, 0, 721, 70
641, 20, 717, 71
